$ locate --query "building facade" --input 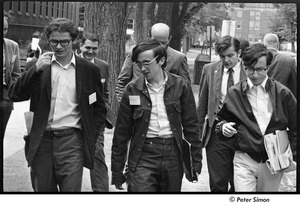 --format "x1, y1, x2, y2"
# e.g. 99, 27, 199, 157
3, 1, 80, 45
229, 3, 277, 43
